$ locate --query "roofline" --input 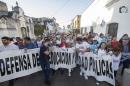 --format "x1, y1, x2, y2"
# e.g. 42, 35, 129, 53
0, 1, 7, 5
